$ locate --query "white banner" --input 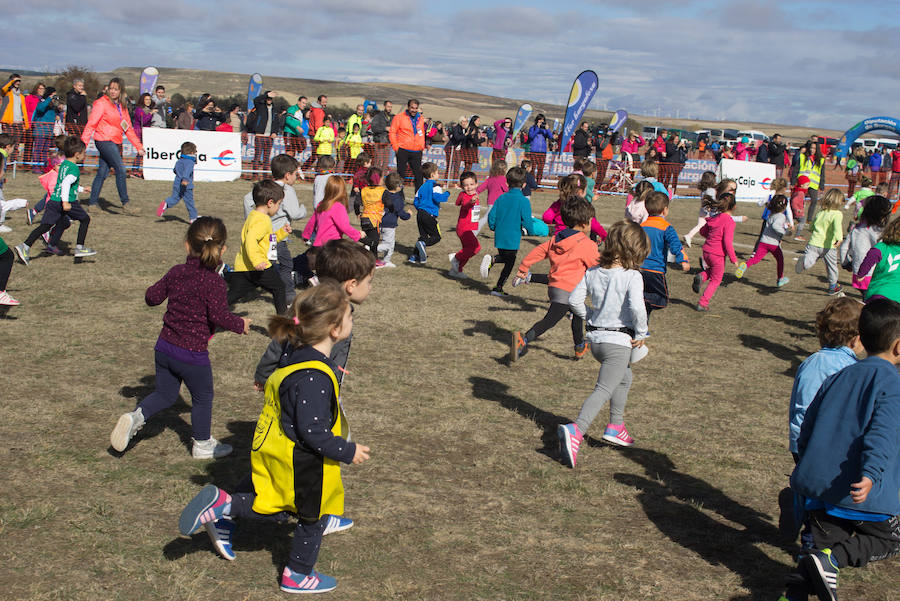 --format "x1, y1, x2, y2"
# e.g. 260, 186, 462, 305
141, 129, 241, 182
716, 158, 776, 203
